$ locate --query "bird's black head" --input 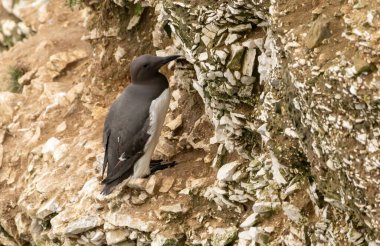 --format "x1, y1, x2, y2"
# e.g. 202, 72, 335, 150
130, 54, 180, 83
